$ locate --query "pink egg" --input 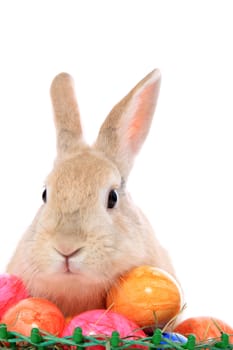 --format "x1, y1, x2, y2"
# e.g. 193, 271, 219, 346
63, 309, 146, 349
0, 274, 29, 319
